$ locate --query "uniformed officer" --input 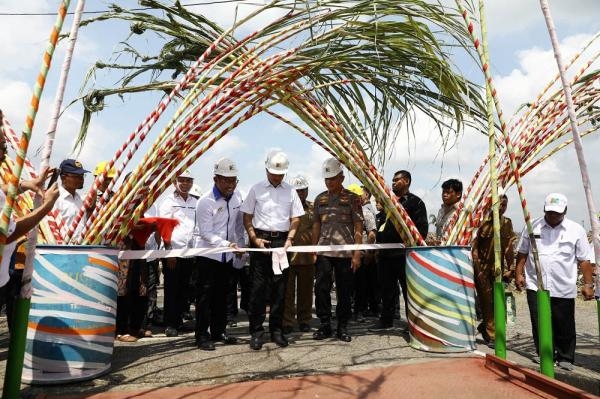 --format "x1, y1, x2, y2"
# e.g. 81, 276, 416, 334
282, 175, 315, 334
240, 151, 305, 350
312, 158, 363, 342
193, 158, 244, 350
